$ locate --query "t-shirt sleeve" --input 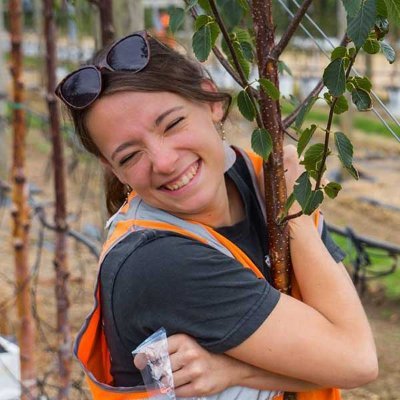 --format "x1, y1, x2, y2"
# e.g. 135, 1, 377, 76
111, 234, 280, 354
321, 220, 346, 263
